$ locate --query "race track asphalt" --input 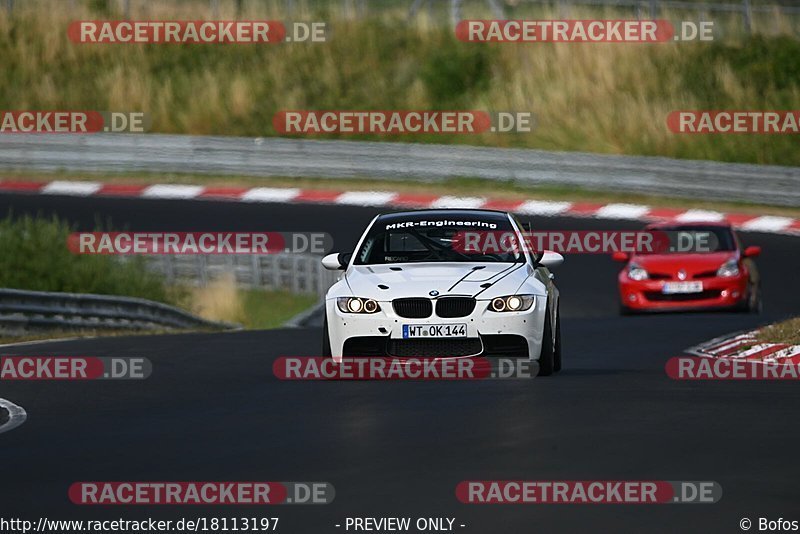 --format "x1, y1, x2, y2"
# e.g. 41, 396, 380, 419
0, 193, 798, 533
